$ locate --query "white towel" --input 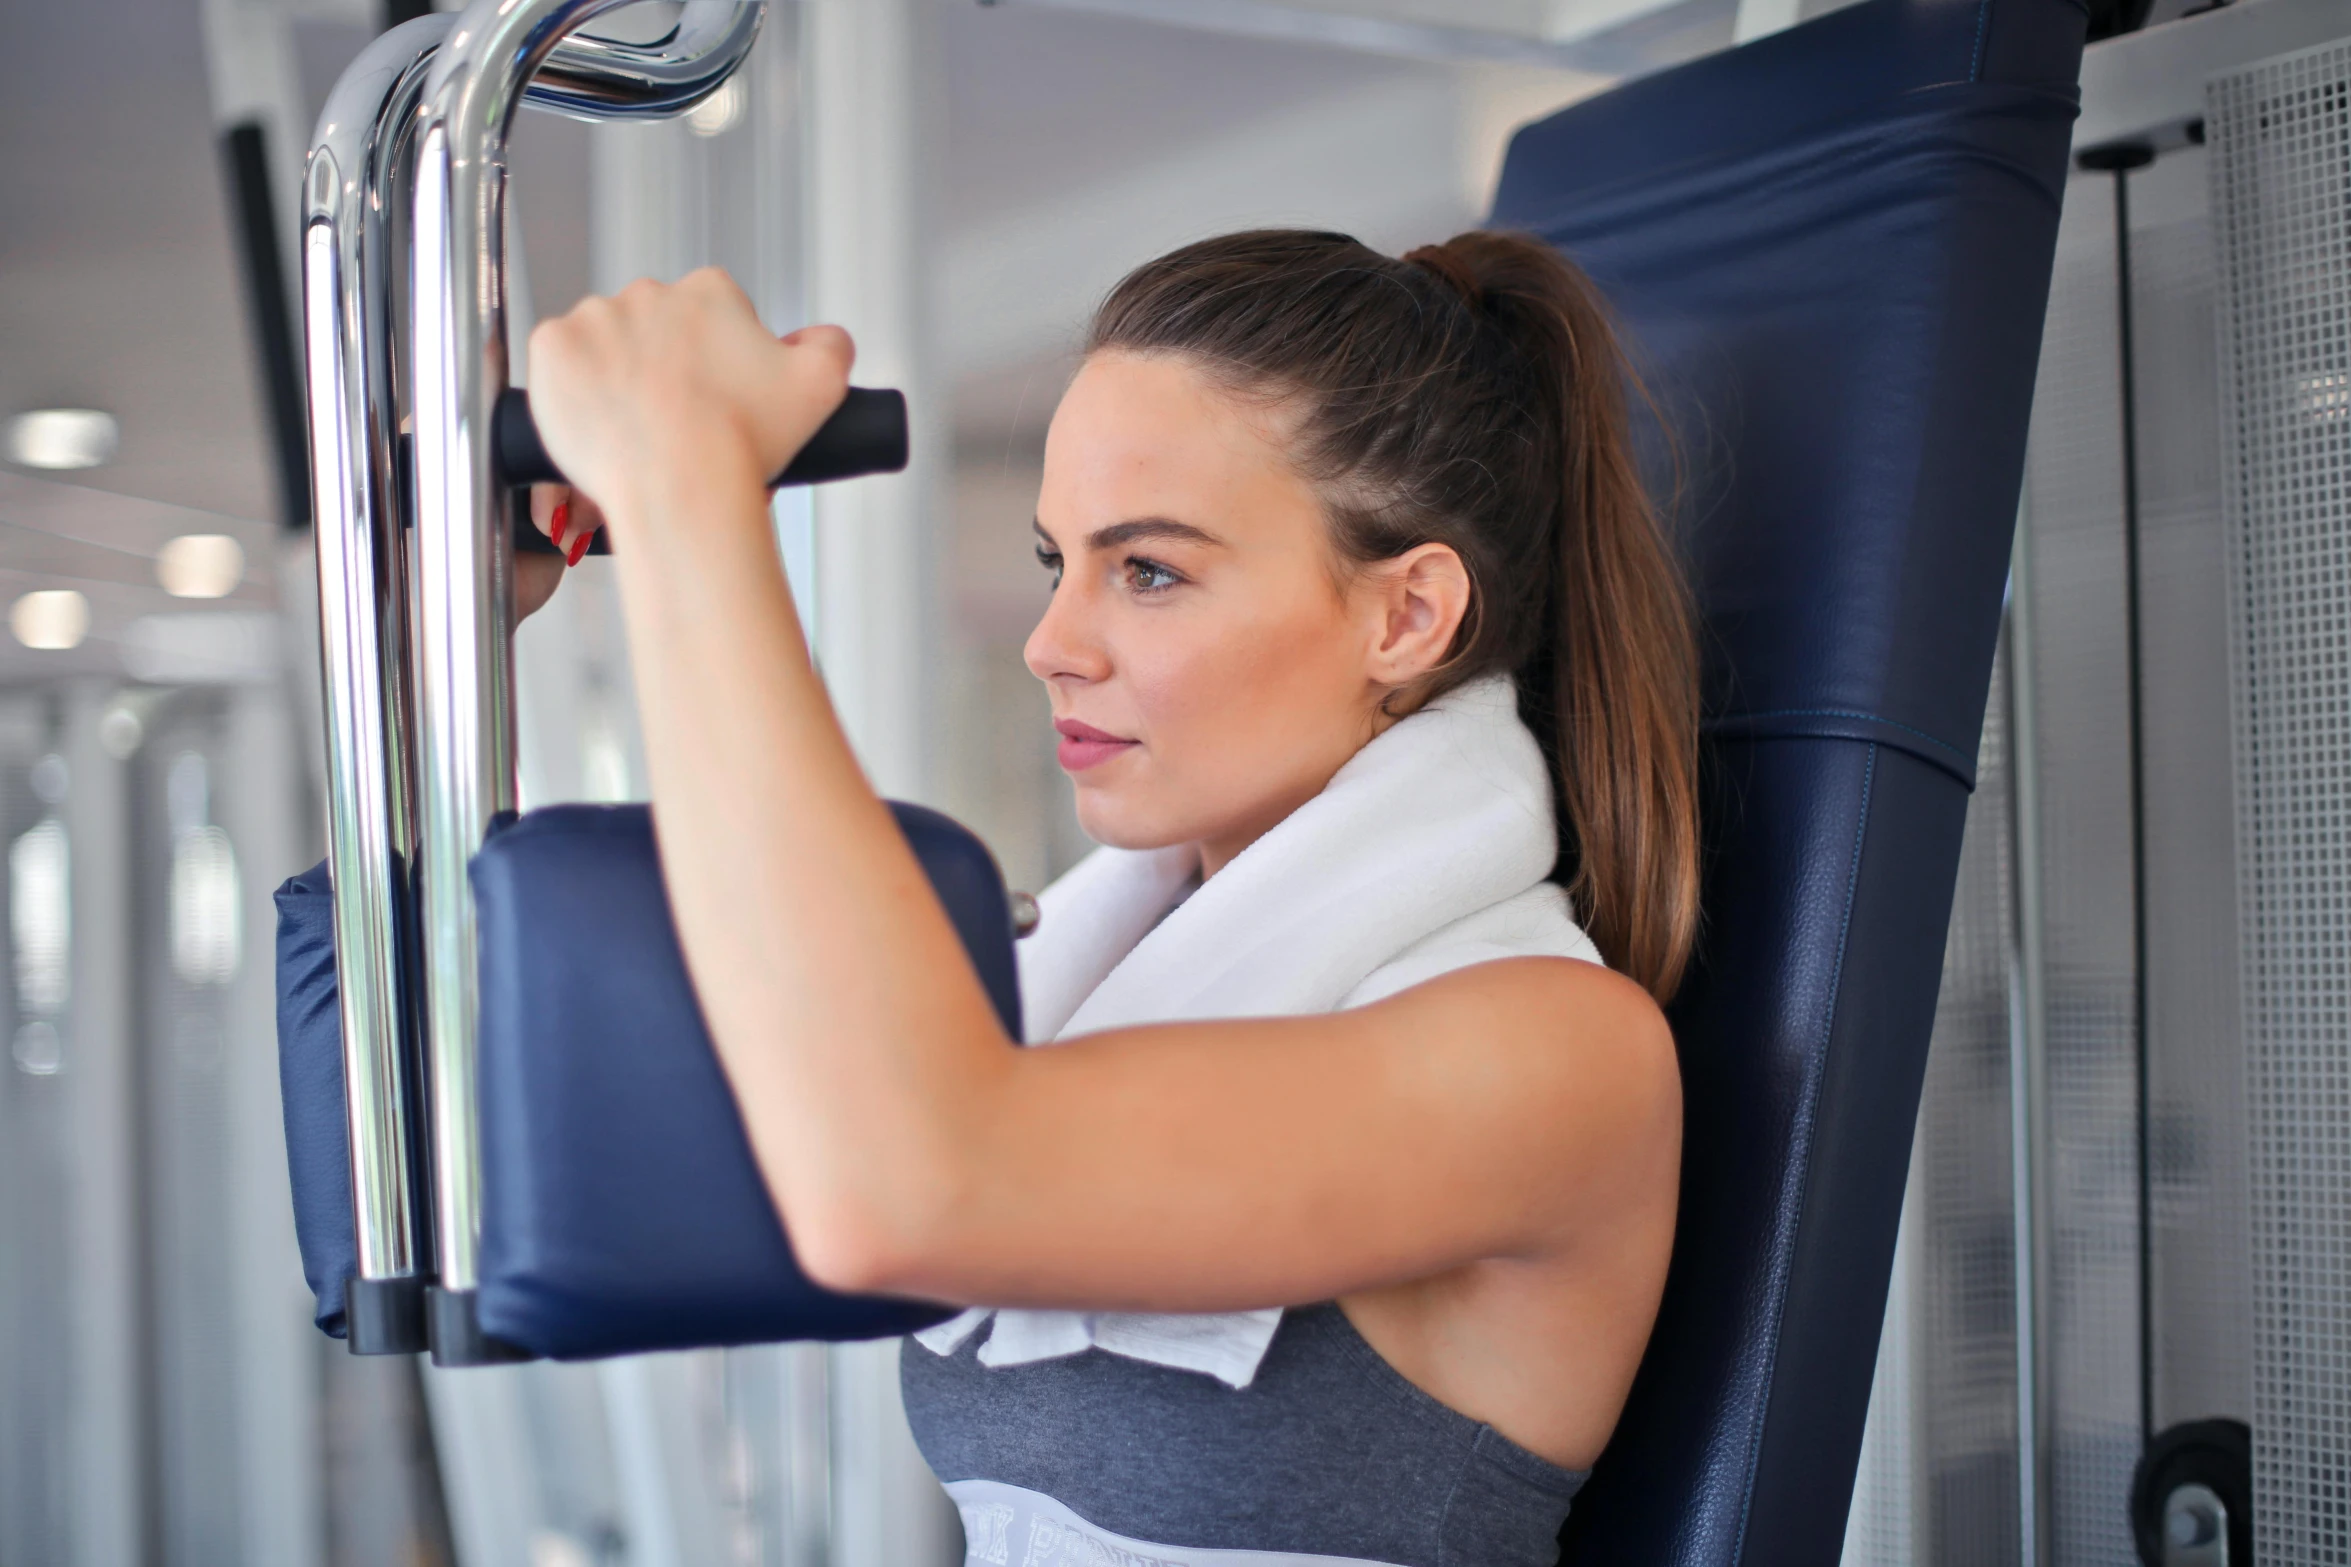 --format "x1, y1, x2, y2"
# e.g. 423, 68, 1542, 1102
913, 673, 1603, 1387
